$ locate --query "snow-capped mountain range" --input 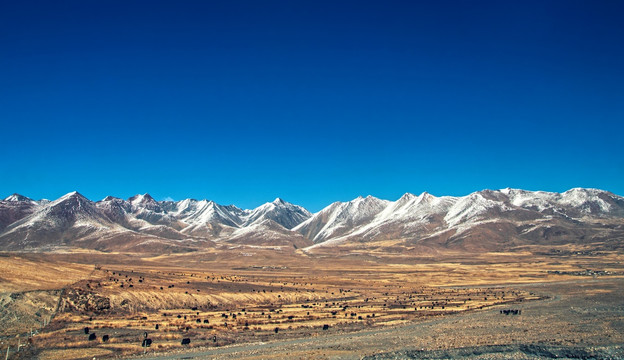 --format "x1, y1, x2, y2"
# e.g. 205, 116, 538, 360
0, 188, 623, 253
